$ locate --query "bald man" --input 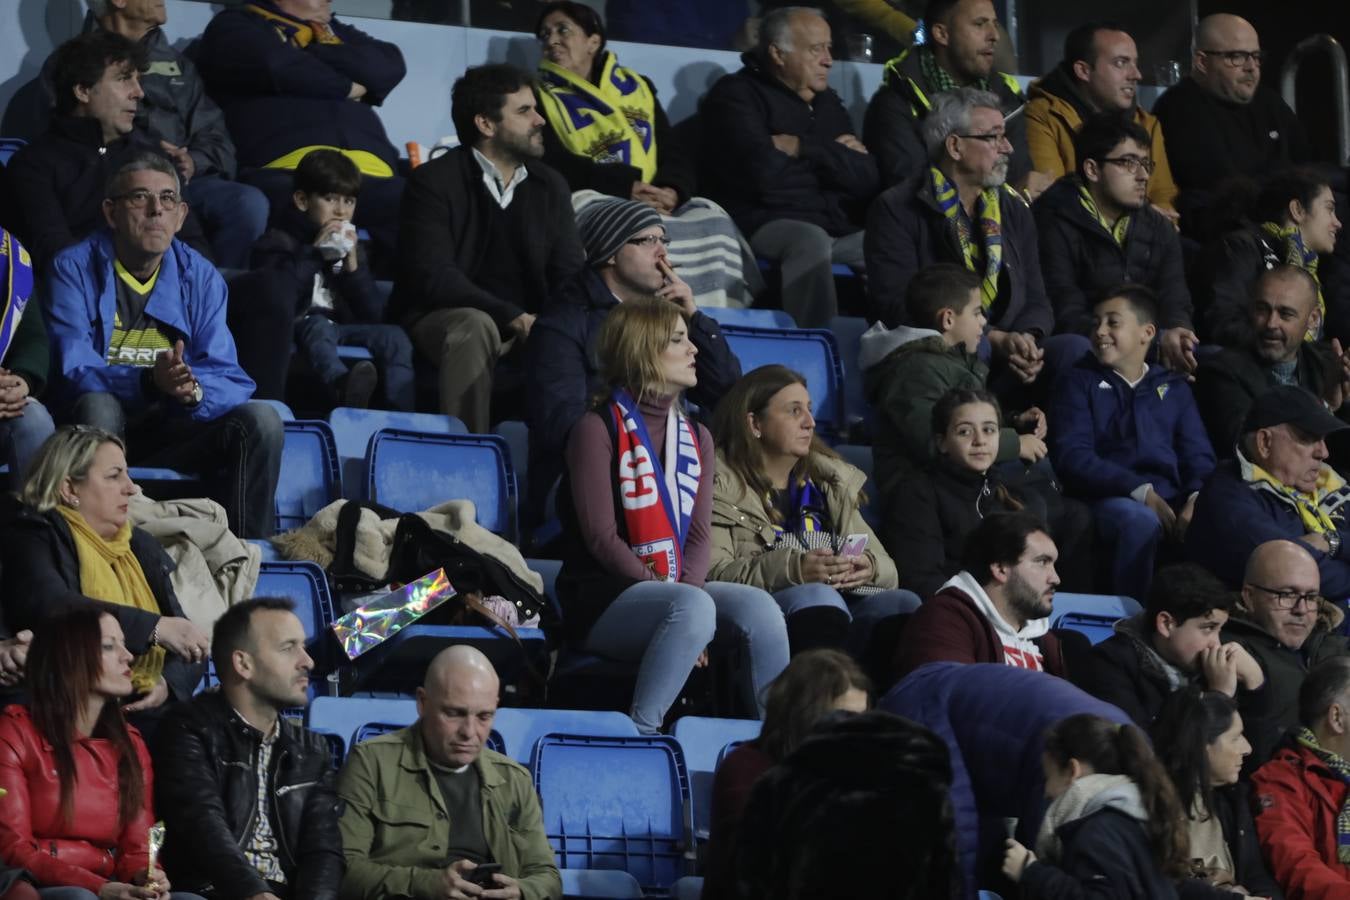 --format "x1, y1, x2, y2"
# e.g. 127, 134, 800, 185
1223, 540, 1349, 773
1152, 14, 1310, 239
337, 646, 562, 900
